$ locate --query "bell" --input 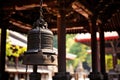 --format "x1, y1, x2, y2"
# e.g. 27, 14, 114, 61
23, 18, 57, 65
